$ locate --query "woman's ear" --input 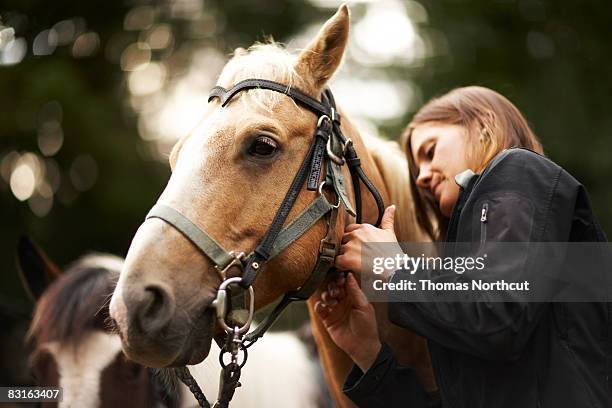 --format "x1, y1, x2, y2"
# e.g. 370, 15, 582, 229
295, 4, 350, 91
16, 236, 63, 301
